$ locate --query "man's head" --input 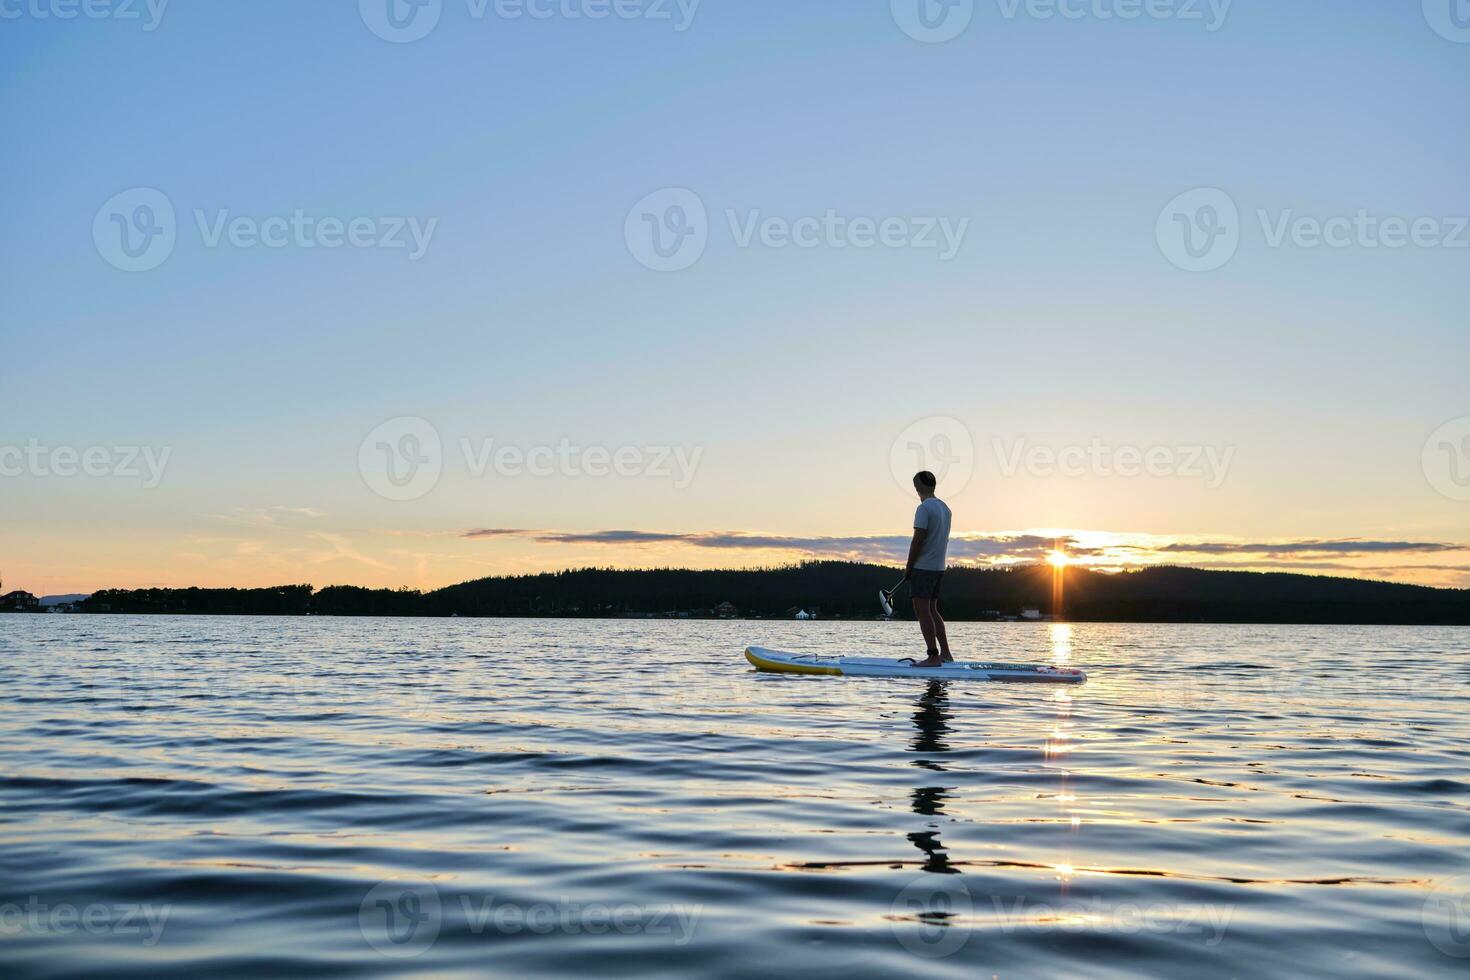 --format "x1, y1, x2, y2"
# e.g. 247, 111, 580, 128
913, 470, 937, 498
